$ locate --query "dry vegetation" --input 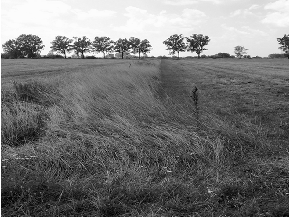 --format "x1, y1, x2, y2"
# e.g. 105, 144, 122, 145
1, 58, 289, 216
